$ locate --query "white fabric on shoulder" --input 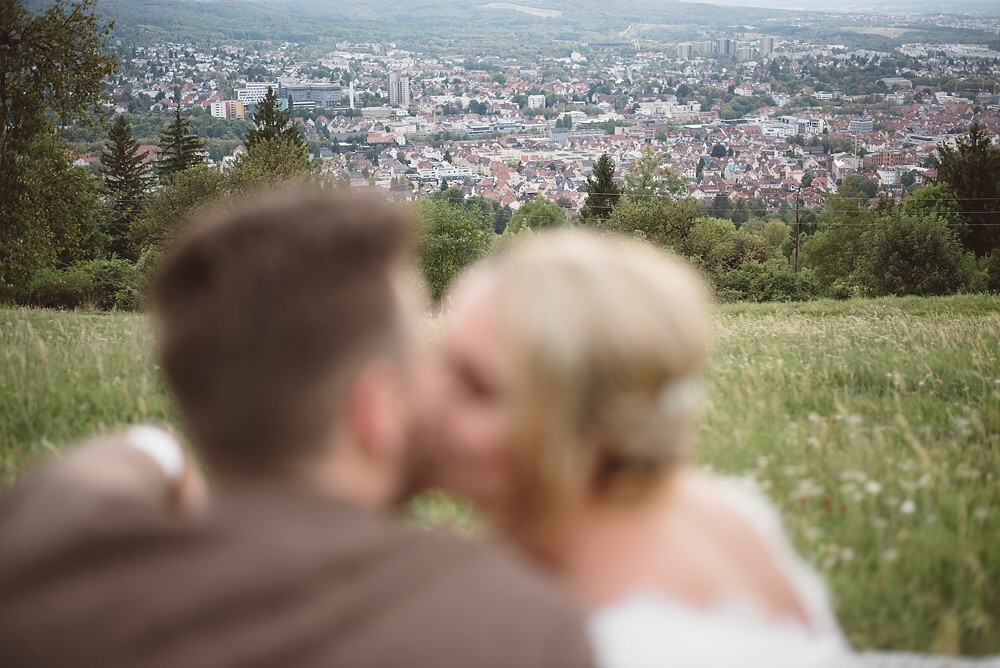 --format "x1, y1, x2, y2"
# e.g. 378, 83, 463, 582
588, 474, 862, 668
590, 588, 862, 668
127, 425, 185, 481
708, 475, 843, 637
